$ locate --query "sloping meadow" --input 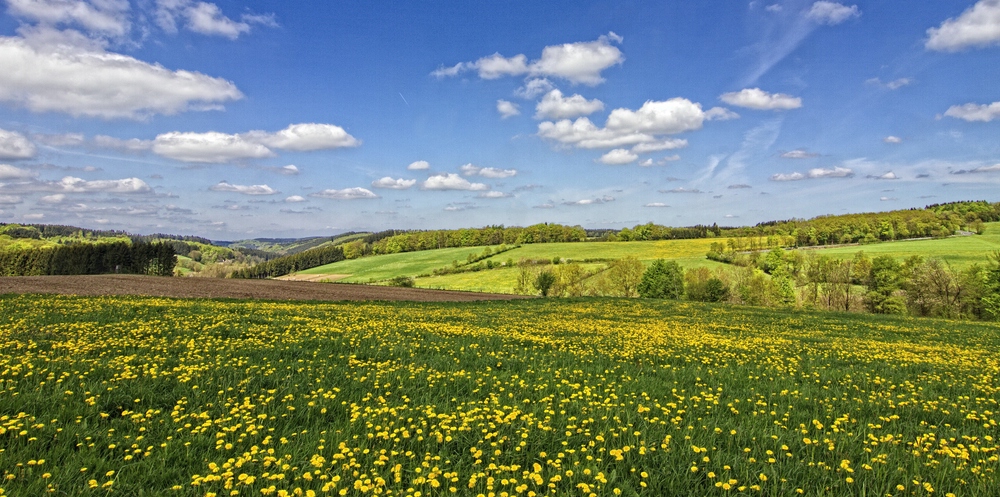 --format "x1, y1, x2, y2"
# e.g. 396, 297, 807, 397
0, 295, 998, 496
